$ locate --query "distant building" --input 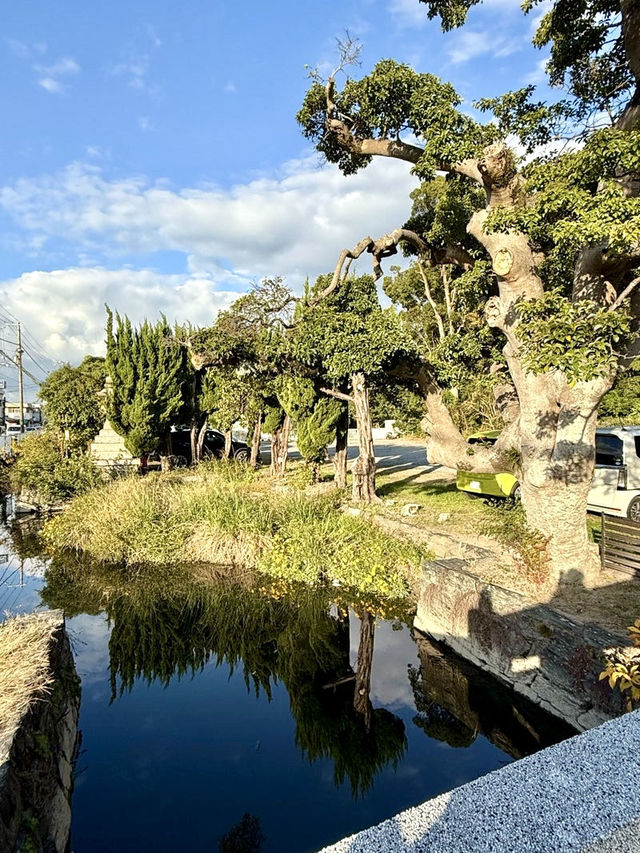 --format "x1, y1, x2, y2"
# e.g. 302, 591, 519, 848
4, 401, 42, 427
